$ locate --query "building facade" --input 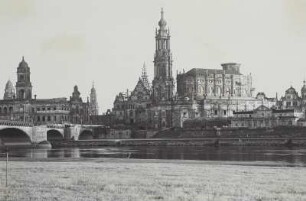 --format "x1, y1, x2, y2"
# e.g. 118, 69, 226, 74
112, 9, 278, 129
0, 57, 93, 125
231, 105, 303, 128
